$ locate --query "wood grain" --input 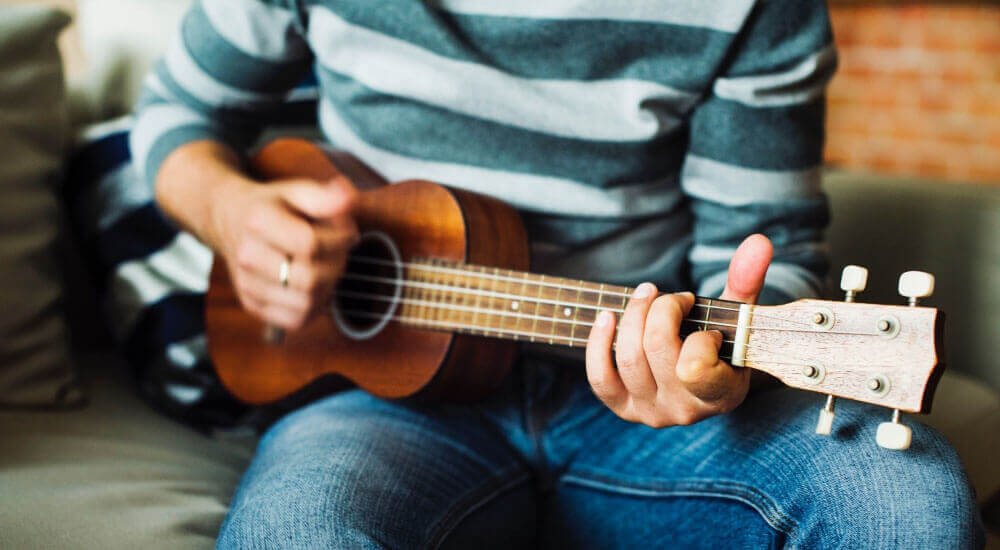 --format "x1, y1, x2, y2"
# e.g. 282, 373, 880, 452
746, 299, 944, 412
206, 139, 527, 404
